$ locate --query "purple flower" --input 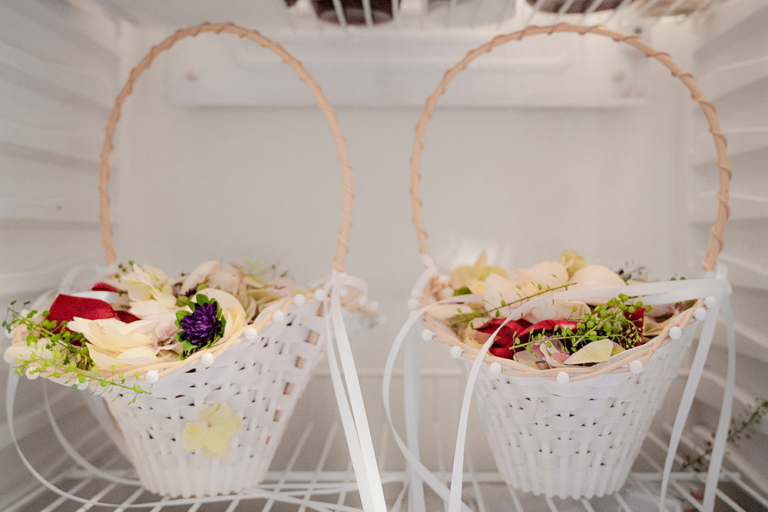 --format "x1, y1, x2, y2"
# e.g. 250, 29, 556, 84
177, 299, 225, 347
